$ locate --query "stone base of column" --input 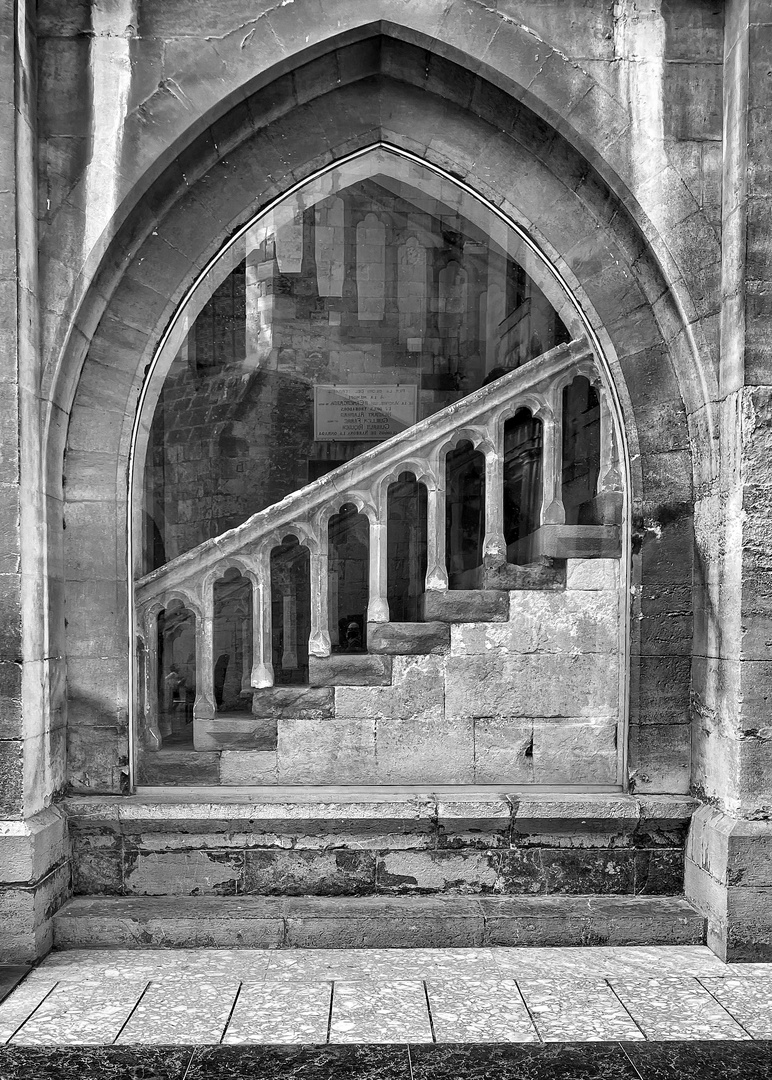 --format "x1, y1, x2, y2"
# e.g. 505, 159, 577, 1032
0, 806, 70, 961
685, 805, 772, 962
